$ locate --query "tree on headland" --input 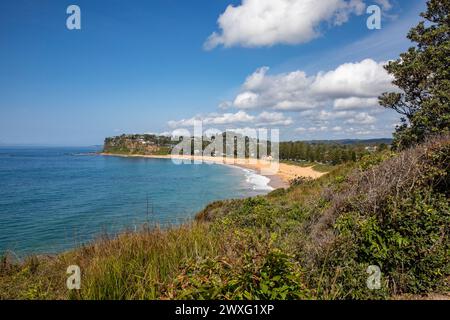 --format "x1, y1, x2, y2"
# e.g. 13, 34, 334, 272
379, 0, 450, 150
